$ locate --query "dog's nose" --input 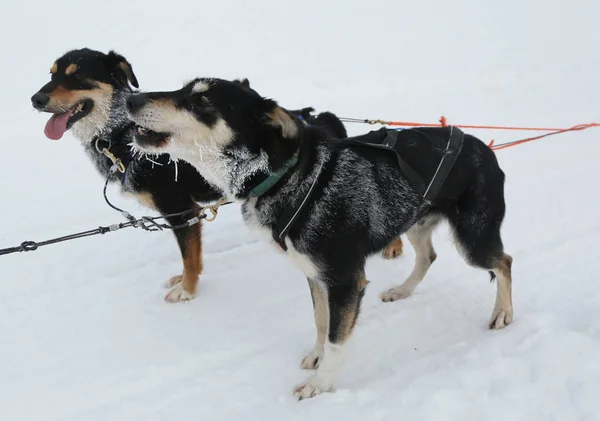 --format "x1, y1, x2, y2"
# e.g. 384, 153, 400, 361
126, 94, 147, 114
31, 92, 50, 109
